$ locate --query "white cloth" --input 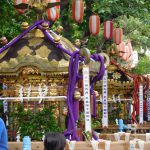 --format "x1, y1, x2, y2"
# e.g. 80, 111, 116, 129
105, 141, 111, 150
